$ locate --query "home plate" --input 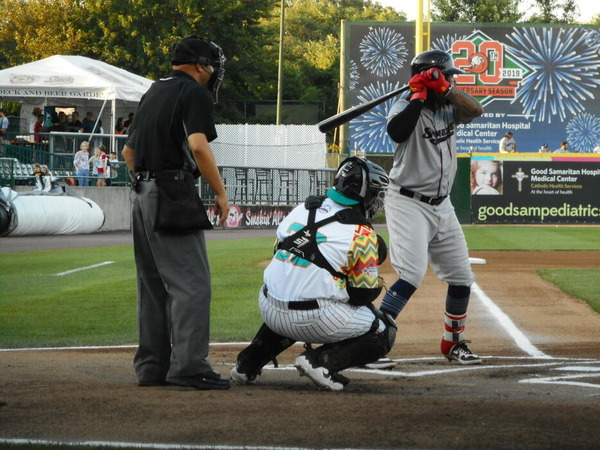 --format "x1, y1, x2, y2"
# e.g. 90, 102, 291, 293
469, 257, 487, 265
